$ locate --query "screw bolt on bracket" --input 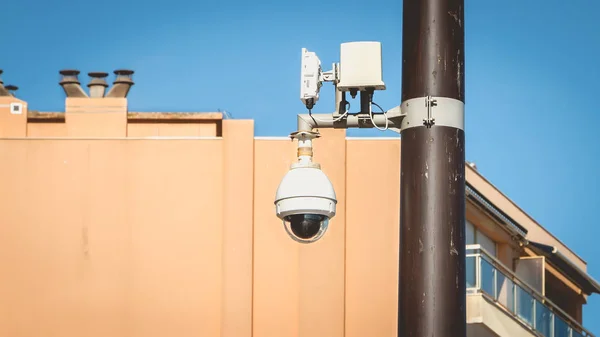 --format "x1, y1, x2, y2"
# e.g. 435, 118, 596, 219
423, 95, 437, 128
